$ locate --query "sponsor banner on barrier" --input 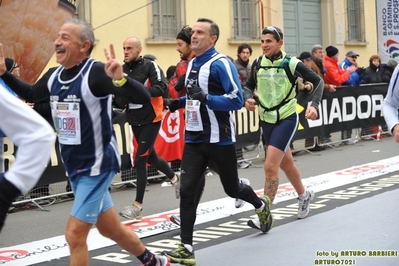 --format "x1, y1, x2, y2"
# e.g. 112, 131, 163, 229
295, 84, 387, 140
1, 155, 399, 265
